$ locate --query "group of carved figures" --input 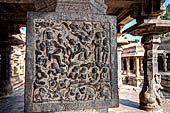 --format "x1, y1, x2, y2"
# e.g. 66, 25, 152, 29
33, 20, 112, 103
